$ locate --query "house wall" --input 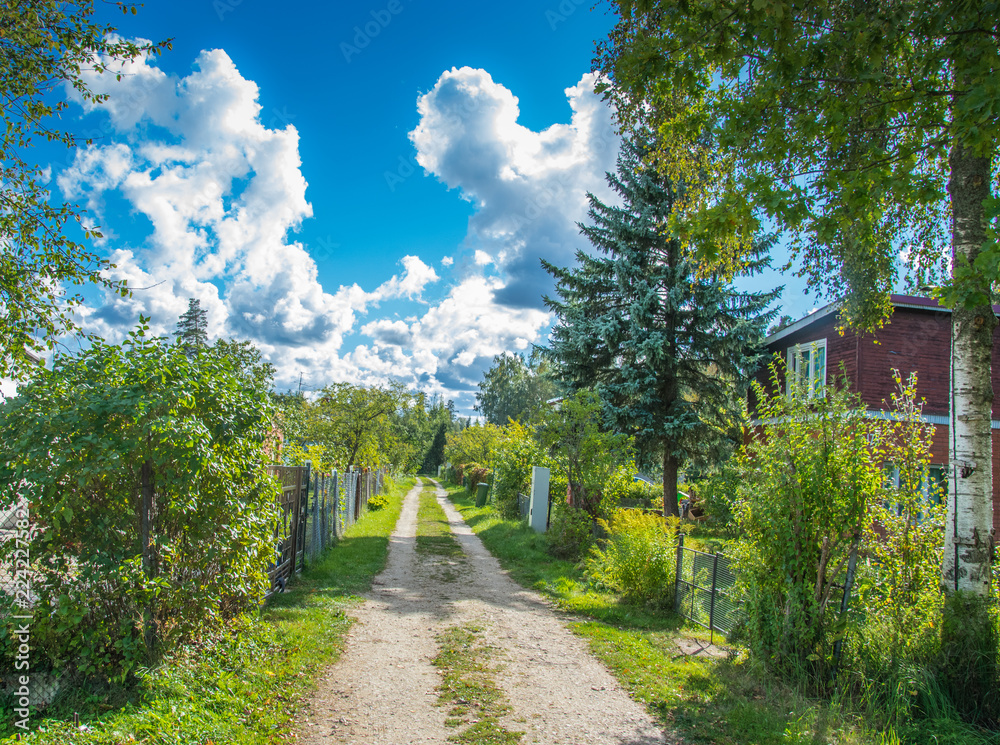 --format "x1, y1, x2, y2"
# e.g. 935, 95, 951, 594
757, 300, 1000, 532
